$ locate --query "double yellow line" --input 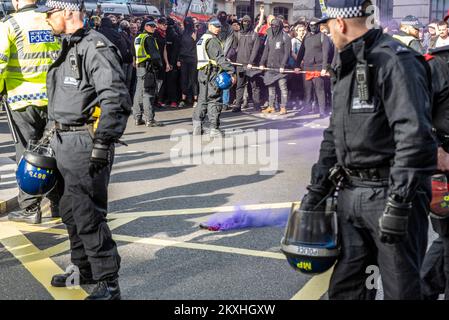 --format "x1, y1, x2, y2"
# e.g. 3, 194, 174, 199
0, 202, 331, 300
